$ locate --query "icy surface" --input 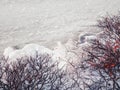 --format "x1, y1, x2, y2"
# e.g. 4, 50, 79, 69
0, 0, 120, 55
